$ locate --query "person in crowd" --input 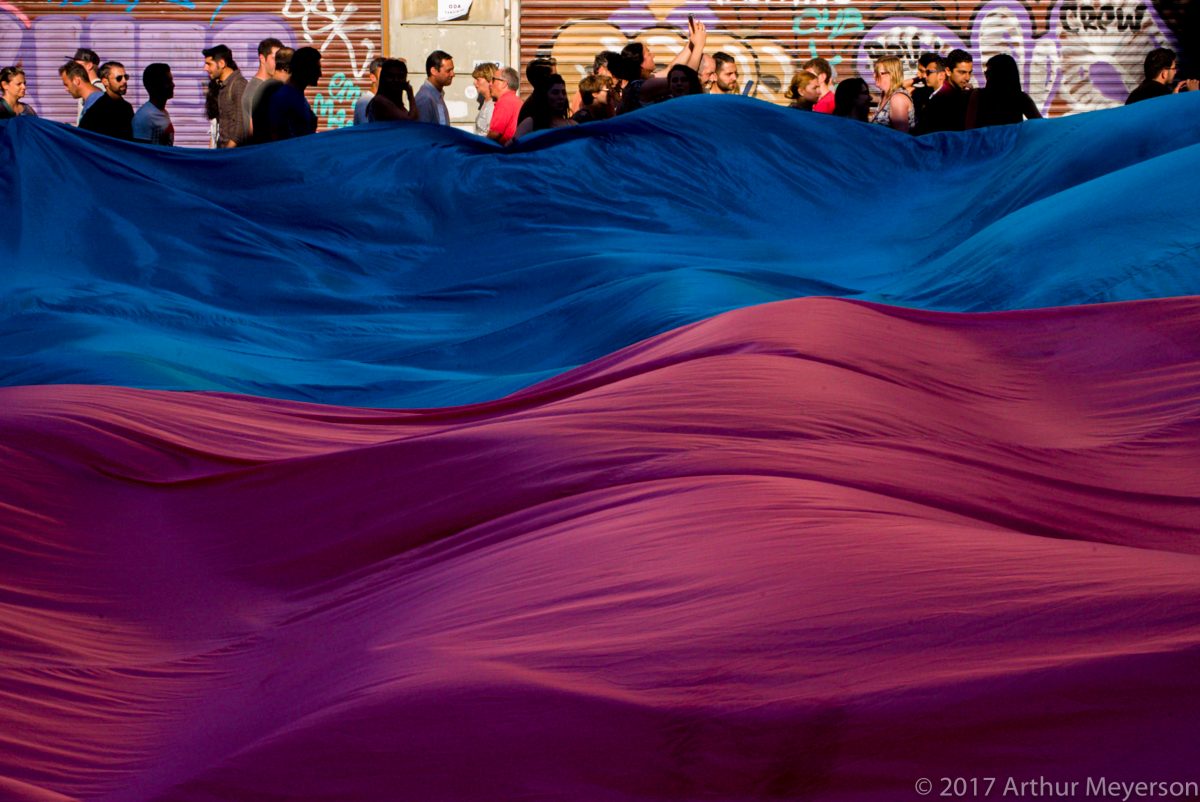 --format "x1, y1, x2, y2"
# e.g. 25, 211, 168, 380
698, 53, 716, 93
78, 60, 133, 139
1125, 47, 1192, 104
471, 62, 496, 135
203, 44, 248, 146
519, 57, 557, 124
487, 66, 521, 144
871, 56, 913, 132
572, 73, 615, 123
666, 64, 703, 98
514, 73, 576, 139
0, 66, 36, 118
70, 48, 104, 125
711, 51, 738, 94
921, 48, 973, 133
966, 53, 1041, 128
618, 17, 707, 113
354, 56, 386, 125
832, 77, 872, 121
254, 46, 322, 142
785, 71, 819, 110
909, 53, 944, 133
801, 57, 836, 113
415, 50, 454, 125
132, 62, 175, 145
273, 47, 294, 84
573, 51, 621, 113
366, 58, 418, 122
243, 38, 284, 137
61, 60, 101, 122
